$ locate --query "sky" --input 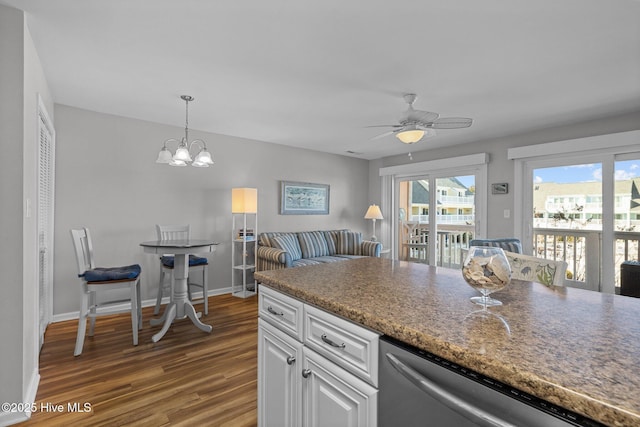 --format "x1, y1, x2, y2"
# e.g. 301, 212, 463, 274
434, 160, 640, 189
534, 160, 640, 184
